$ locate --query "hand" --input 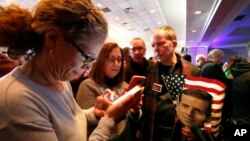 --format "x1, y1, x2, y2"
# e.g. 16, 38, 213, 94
122, 85, 129, 92
130, 87, 144, 114
130, 94, 143, 114
102, 88, 119, 102
94, 96, 112, 117
105, 88, 143, 122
